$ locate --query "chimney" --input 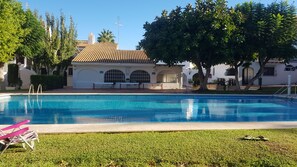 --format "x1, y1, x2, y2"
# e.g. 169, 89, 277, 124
88, 32, 95, 44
